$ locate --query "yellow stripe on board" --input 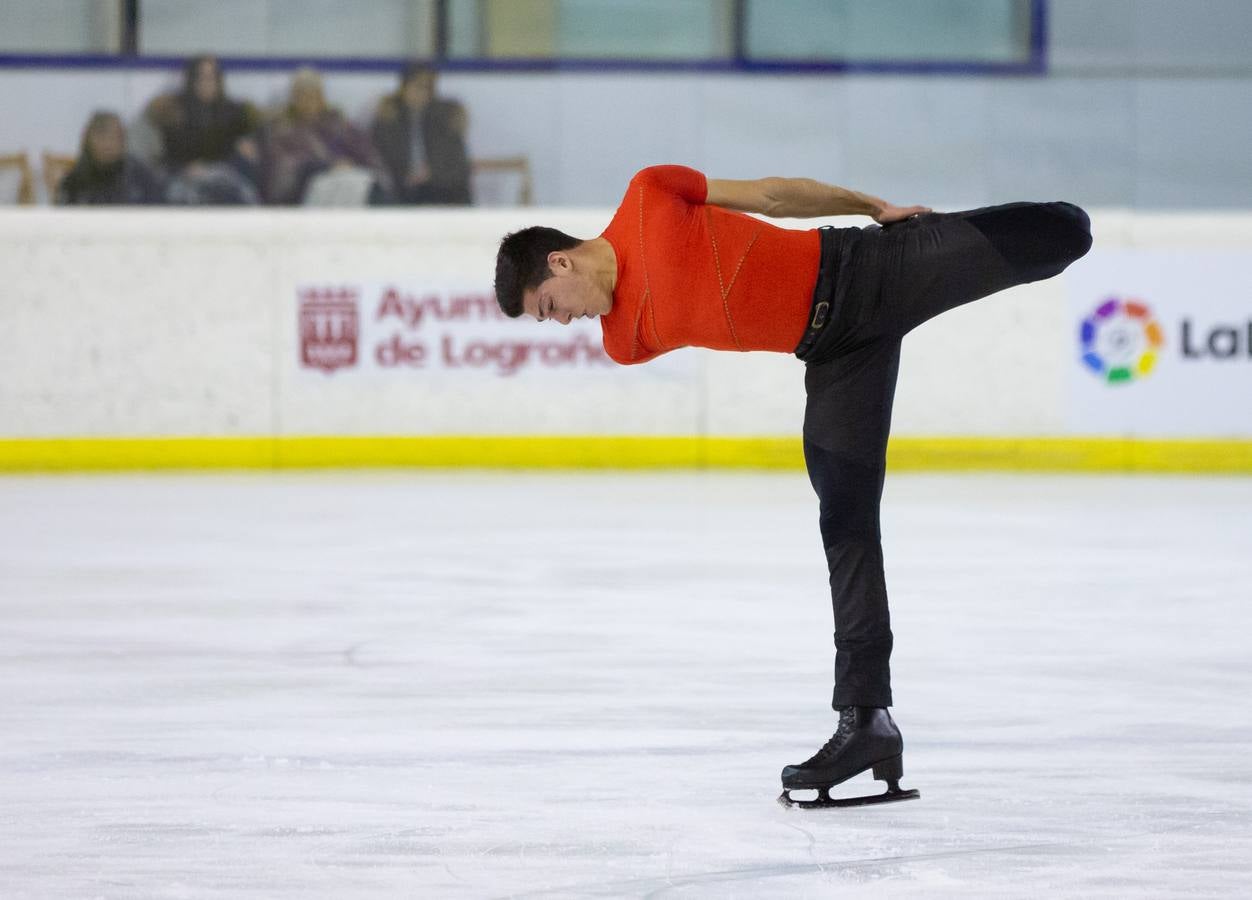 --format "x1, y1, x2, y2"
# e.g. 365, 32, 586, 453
0, 436, 1250, 474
